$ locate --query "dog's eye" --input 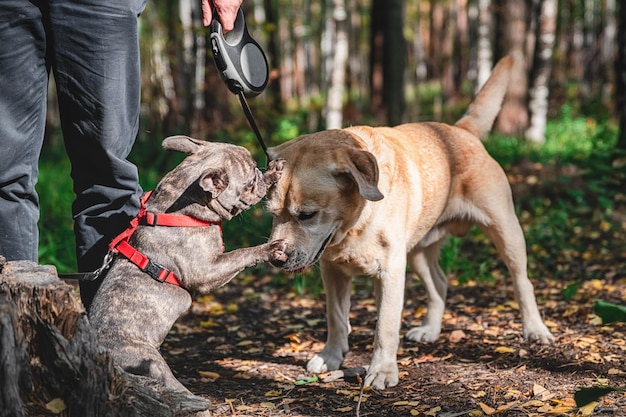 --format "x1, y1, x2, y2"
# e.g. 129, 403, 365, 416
298, 211, 317, 221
